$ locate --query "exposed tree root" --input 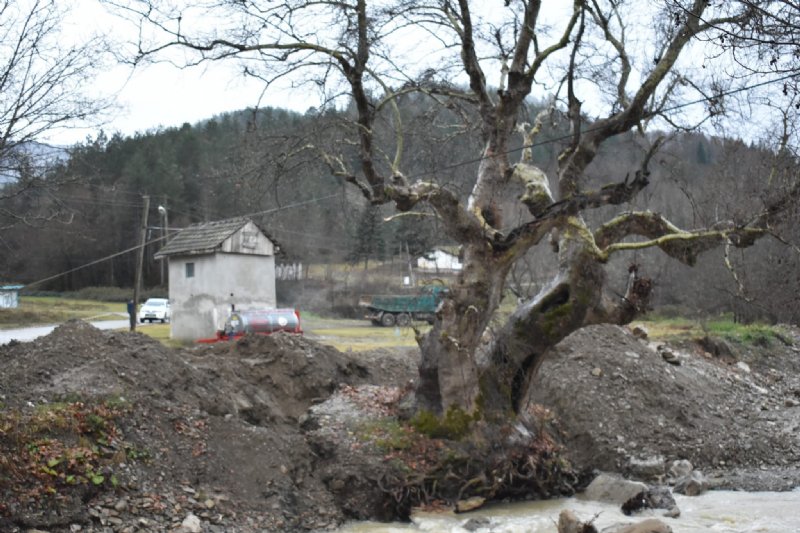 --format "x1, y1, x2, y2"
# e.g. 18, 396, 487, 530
375, 421, 582, 519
